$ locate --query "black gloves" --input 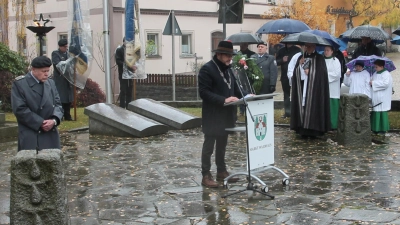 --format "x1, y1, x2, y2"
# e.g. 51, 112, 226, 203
270, 85, 276, 93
